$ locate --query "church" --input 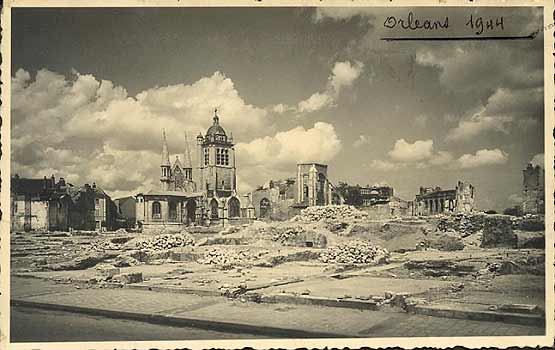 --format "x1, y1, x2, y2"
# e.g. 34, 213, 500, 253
135, 110, 249, 230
